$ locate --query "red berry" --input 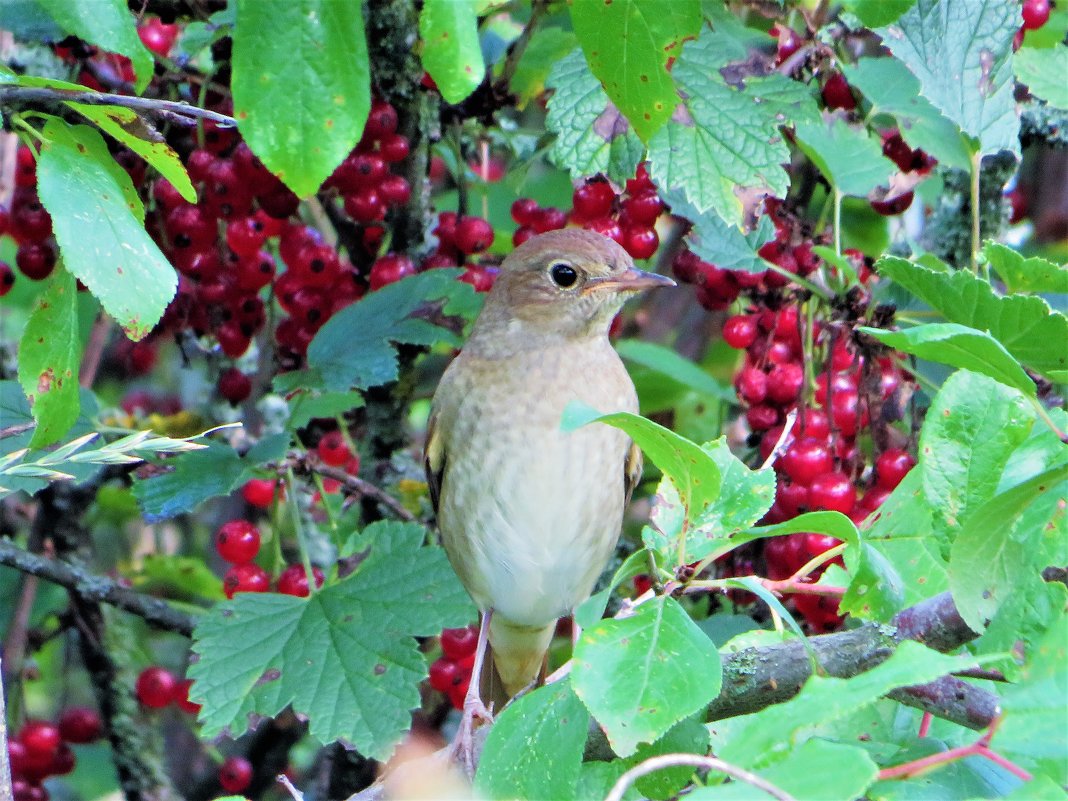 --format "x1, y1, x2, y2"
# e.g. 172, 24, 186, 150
216, 520, 261, 564
803, 533, 841, 559
459, 264, 498, 293
343, 188, 386, 222
448, 673, 470, 710
276, 563, 325, 597
440, 625, 479, 660
135, 666, 178, 709
58, 706, 103, 744
871, 191, 914, 216
736, 366, 768, 405
747, 404, 780, 431
175, 678, 202, 715
369, 253, 417, 290
218, 368, 252, 406
766, 362, 804, 405
624, 190, 664, 225
49, 743, 75, 775
138, 17, 178, 57
454, 216, 494, 255
19, 721, 61, 759
874, 448, 914, 489
379, 174, 411, 206
223, 563, 270, 599
531, 207, 567, 233
219, 755, 253, 793
15, 241, 56, 280
773, 24, 803, 65
510, 198, 539, 225
365, 99, 399, 140
572, 179, 616, 220
0, 261, 15, 296
317, 430, 352, 466
428, 658, 459, 693
776, 480, 810, 518
379, 133, 411, 163
723, 315, 759, 349
623, 226, 659, 260
781, 437, 834, 486
821, 72, 856, 111
794, 591, 843, 632
807, 471, 857, 515
1022, 0, 1051, 30
829, 388, 866, 438
242, 478, 278, 508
